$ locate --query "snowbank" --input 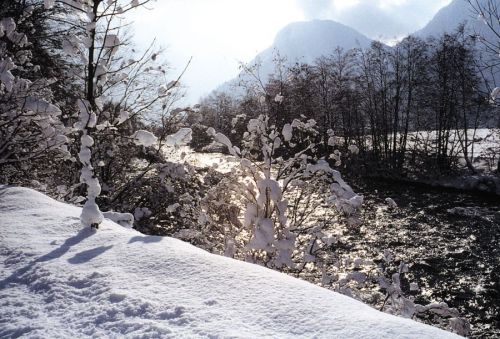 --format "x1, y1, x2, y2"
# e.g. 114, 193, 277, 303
0, 186, 461, 338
